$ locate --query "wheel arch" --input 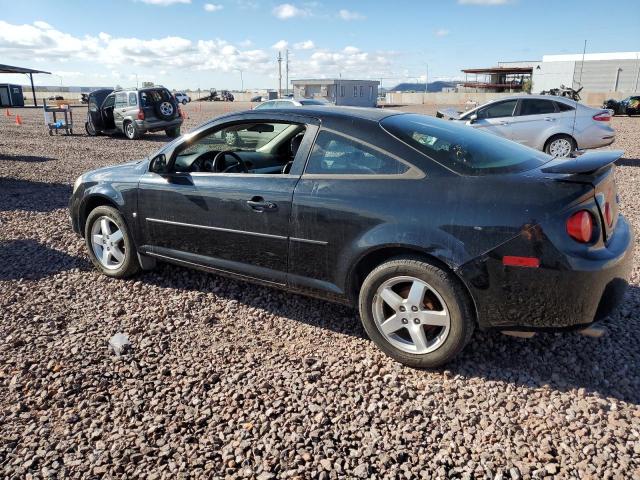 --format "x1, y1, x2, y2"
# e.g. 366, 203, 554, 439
347, 245, 478, 325
79, 194, 121, 236
544, 132, 577, 152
